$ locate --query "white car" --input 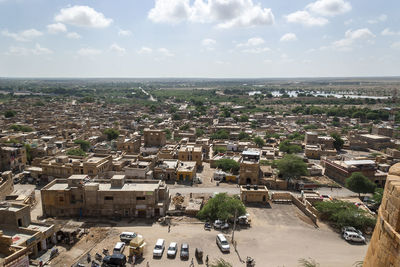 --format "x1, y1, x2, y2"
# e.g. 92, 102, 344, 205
153, 239, 165, 257
343, 231, 366, 244
214, 220, 229, 230
167, 242, 178, 258
216, 234, 230, 252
